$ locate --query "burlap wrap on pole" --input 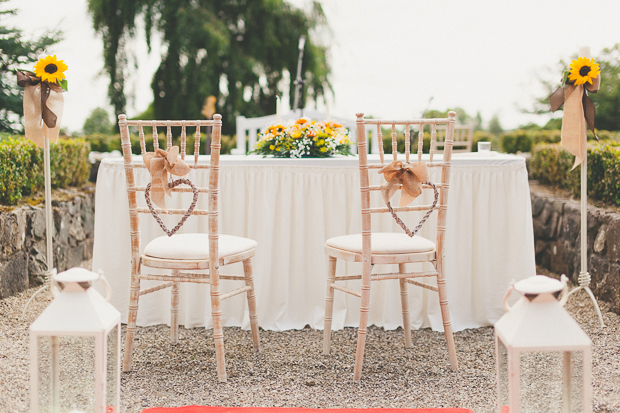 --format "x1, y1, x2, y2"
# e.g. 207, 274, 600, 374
16, 71, 63, 148
550, 73, 600, 170
378, 161, 429, 207
143, 147, 191, 211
